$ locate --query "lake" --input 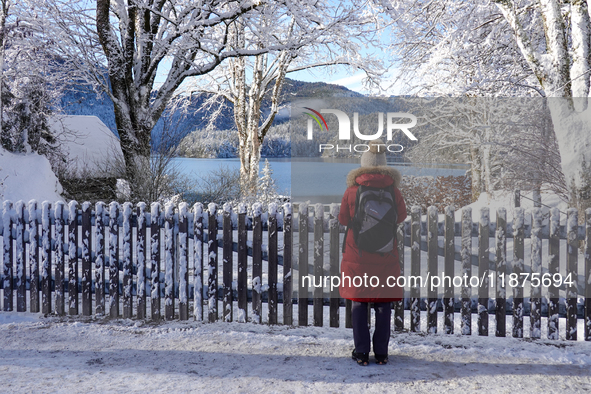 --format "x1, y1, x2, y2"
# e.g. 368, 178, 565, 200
172, 157, 469, 204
